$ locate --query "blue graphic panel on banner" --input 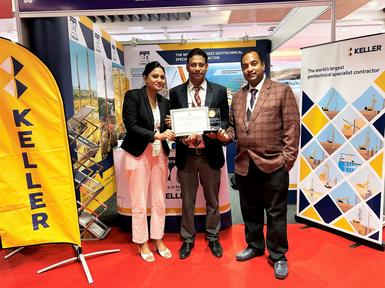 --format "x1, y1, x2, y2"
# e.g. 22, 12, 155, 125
69, 41, 97, 97
317, 124, 345, 156
315, 159, 343, 190
79, 22, 94, 51
369, 231, 379, 241
299, 189, 310, 213
352, 86, 384, 122
330, 181, 360, 213
302, 140, 326, 169
301, 91, 314, 116
117, 49, 124, 66
350, 126, 383, 161
373, 112, 385, 136
301, 173, 328, 204
334, 106, 365, 141
102, 38, 112, 60
332, 143, 362, 175
157, 47, 253, 65
314, 195, 342, 224
318, 87, 346, 120
349, 165, 381, 201
366, 193, 382, 218
301, 125, 313, 148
